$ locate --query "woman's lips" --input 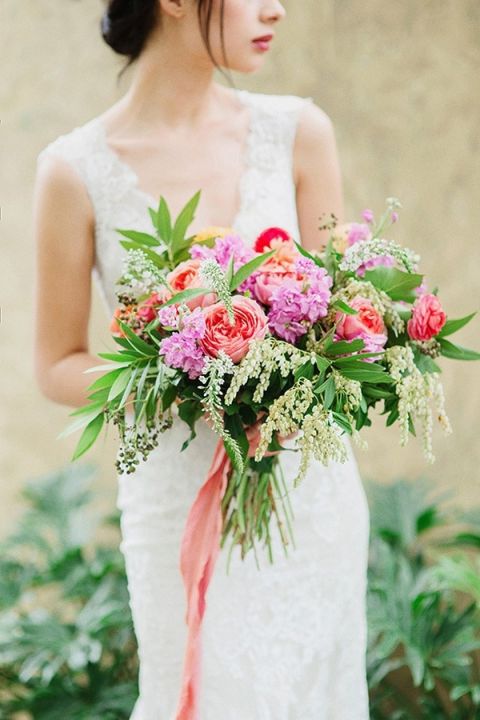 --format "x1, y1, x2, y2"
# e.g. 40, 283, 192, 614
252, 34, 273, 52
